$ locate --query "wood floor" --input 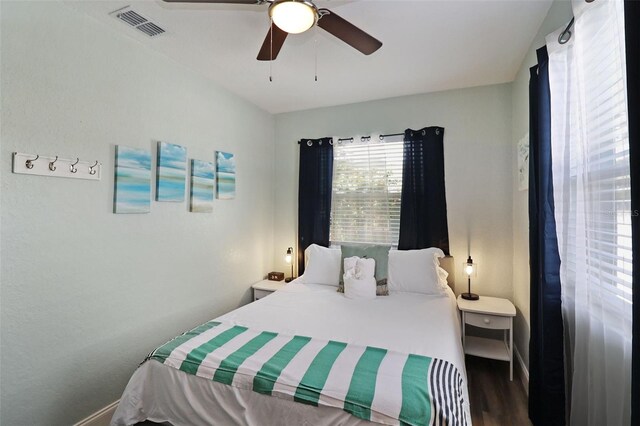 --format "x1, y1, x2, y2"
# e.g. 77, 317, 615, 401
466, 355, 531, 426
